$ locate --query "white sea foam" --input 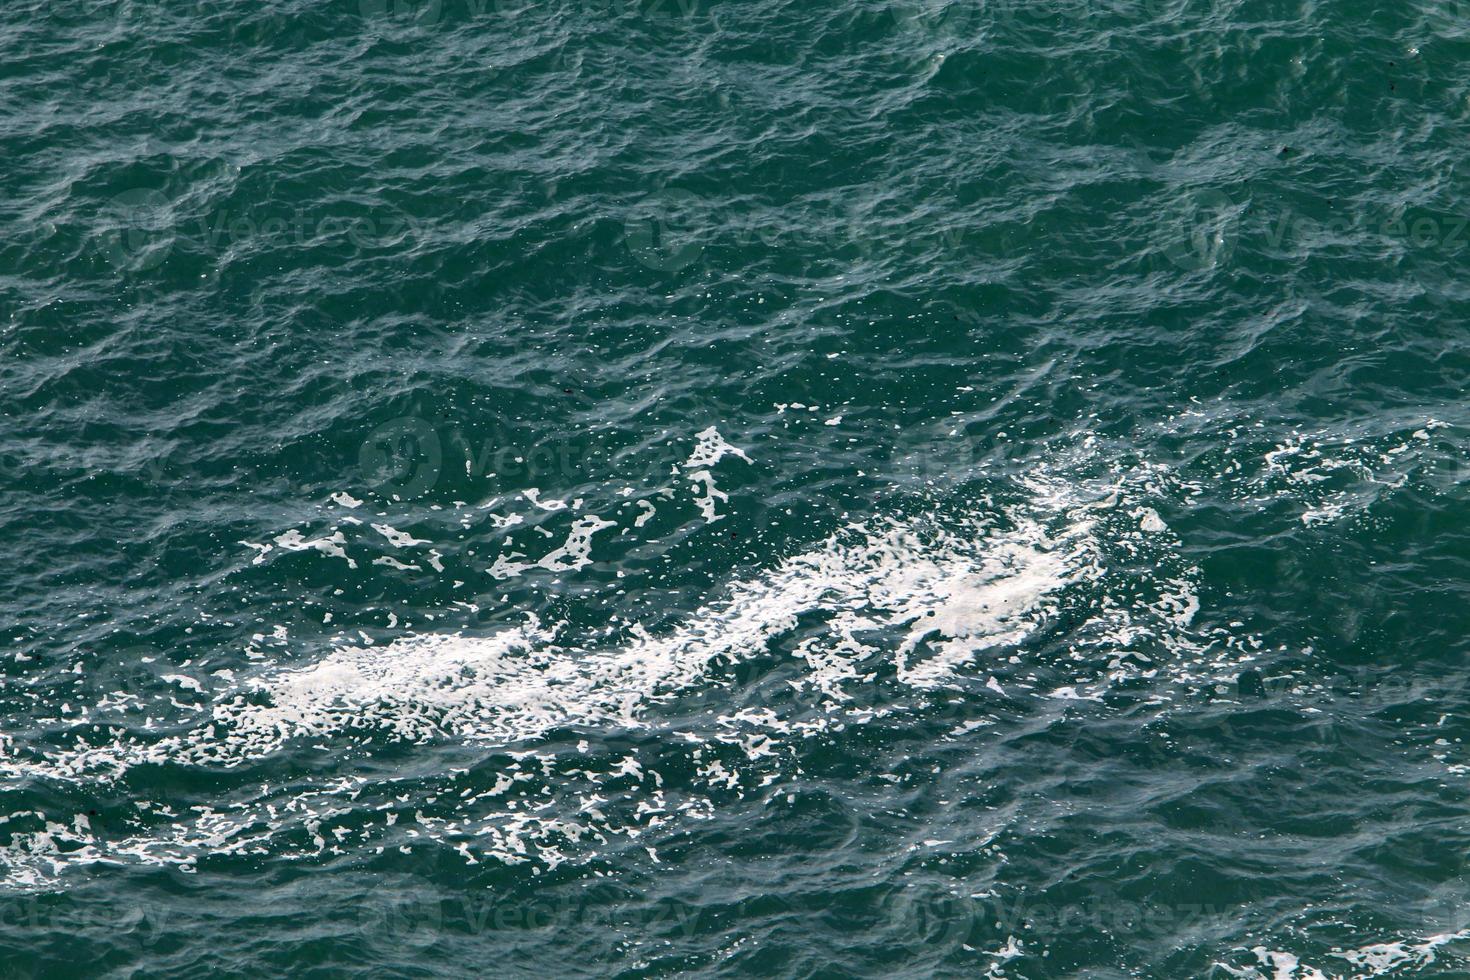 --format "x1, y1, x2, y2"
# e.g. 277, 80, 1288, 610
272, 529, 356, 568
372, 523, 430, 548
682, 427, 749, 523
196, 507, 1092, 761
684, 426, 751, 469
1216, 932, 1470, 979
0, 443, 1264, 886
